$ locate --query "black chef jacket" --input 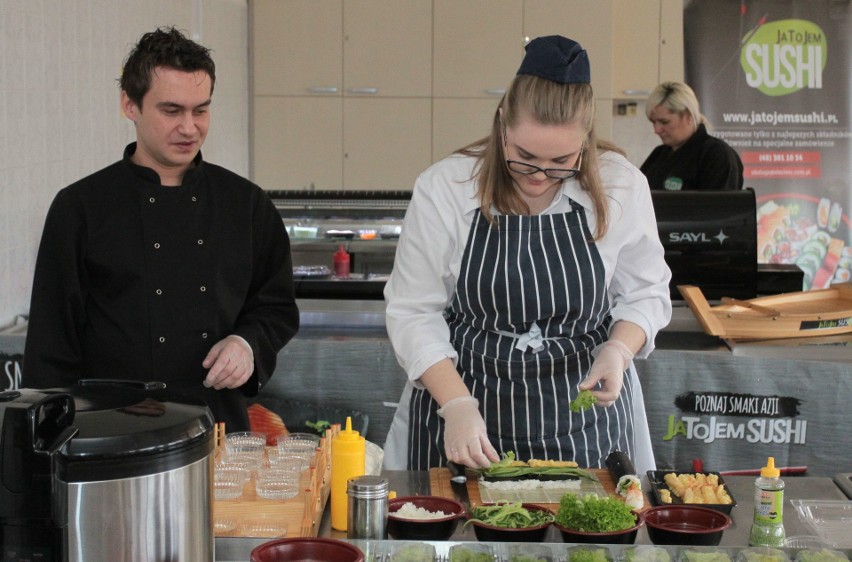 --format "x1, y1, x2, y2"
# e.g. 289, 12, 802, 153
640, 124, 744, 191
24, 143, 300, 430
